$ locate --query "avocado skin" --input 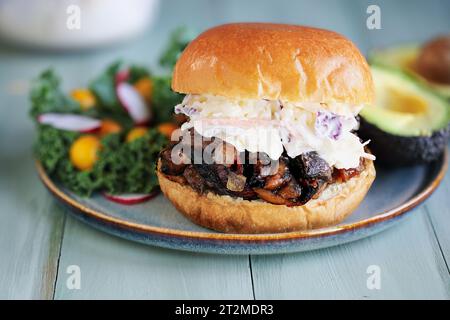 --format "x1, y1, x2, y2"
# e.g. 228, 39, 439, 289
359, 117, 449, 166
